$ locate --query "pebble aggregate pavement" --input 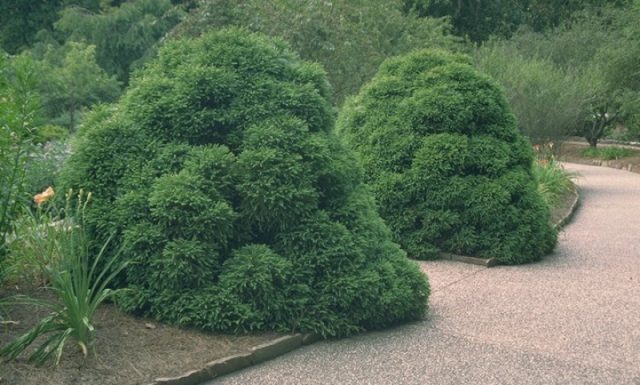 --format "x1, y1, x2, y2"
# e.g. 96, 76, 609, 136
207, 163, 640, 385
